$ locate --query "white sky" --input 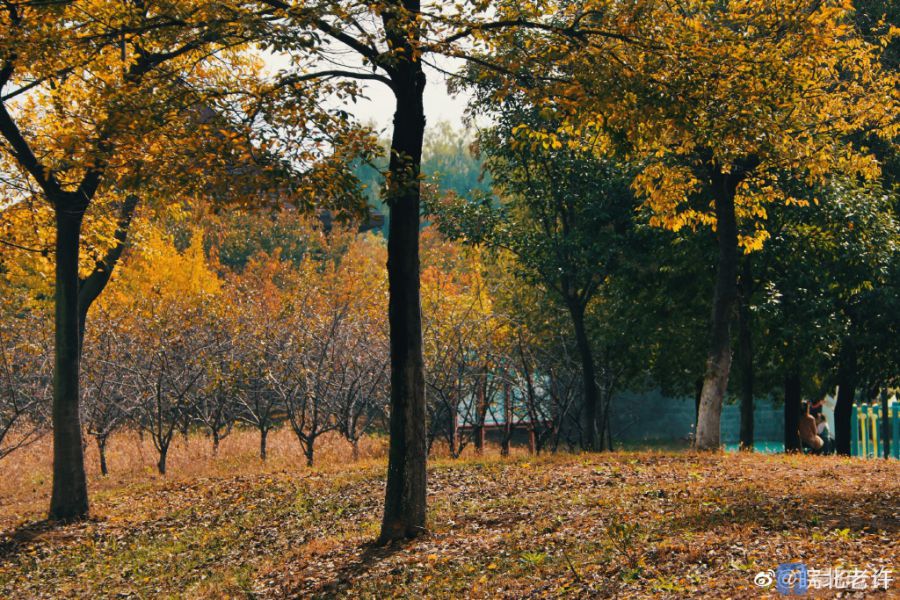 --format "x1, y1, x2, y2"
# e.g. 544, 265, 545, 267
264, 54, 474, 135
